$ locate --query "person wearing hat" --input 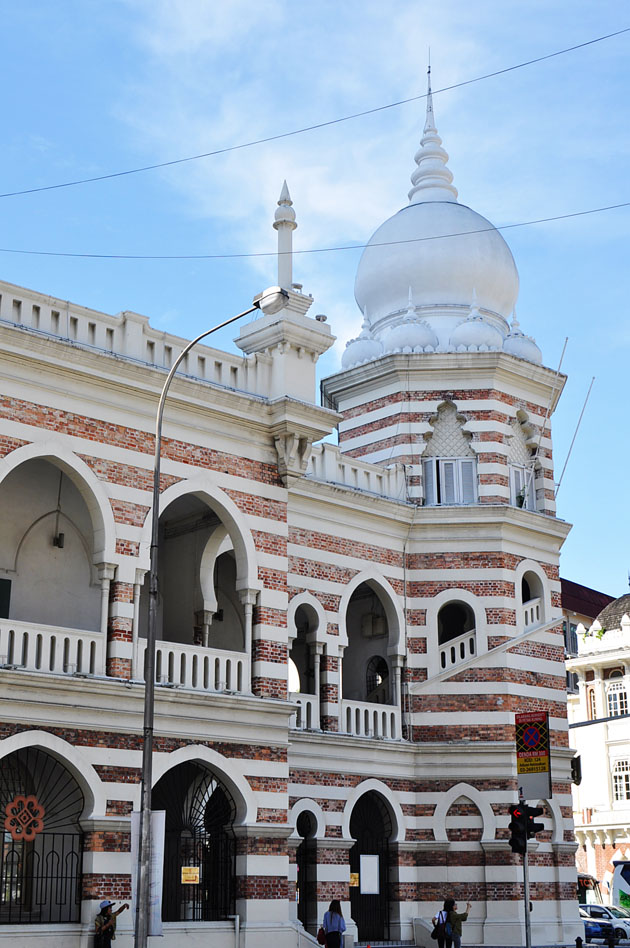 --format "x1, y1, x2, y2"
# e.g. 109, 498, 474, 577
95, 899, 129, 946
